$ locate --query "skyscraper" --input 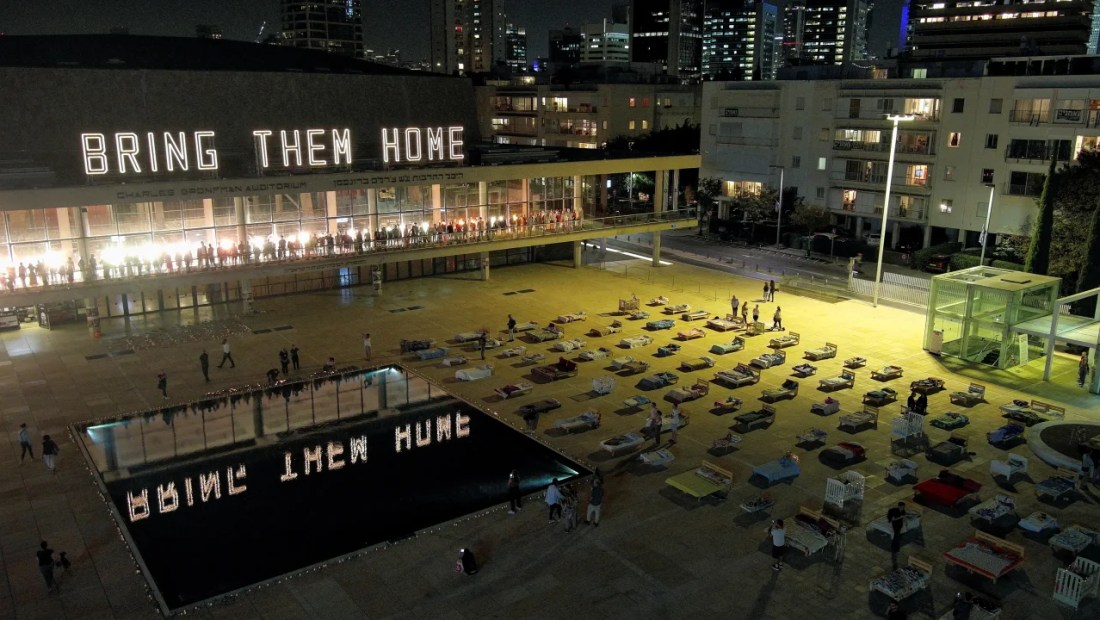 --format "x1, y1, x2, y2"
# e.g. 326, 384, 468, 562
550, 27, 584, 64
801, 0, 870, 65
782, 0, 807, 63
581, 19, 632, 63
505, 24, 528, 72
281, 0, 364, 58
701, 0, 779, 81
630, 0, 704, 81
907, 0, 1094, 61
430, 0, 506, 74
